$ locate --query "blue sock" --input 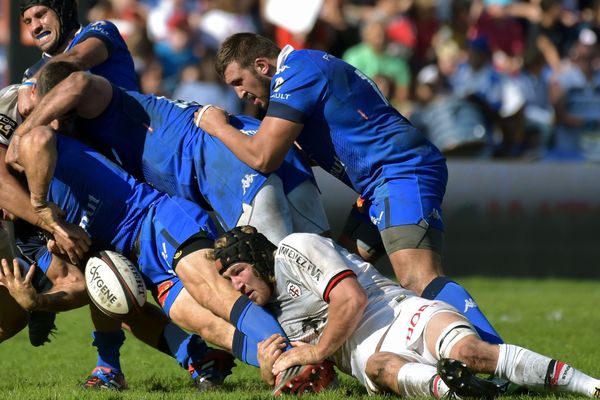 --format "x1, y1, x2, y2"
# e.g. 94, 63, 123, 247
231, 329, 259, 367
230, 296, 291, 351
159, 322, 208, 373
422, 277, 503, 344
92, 330, 125, 372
